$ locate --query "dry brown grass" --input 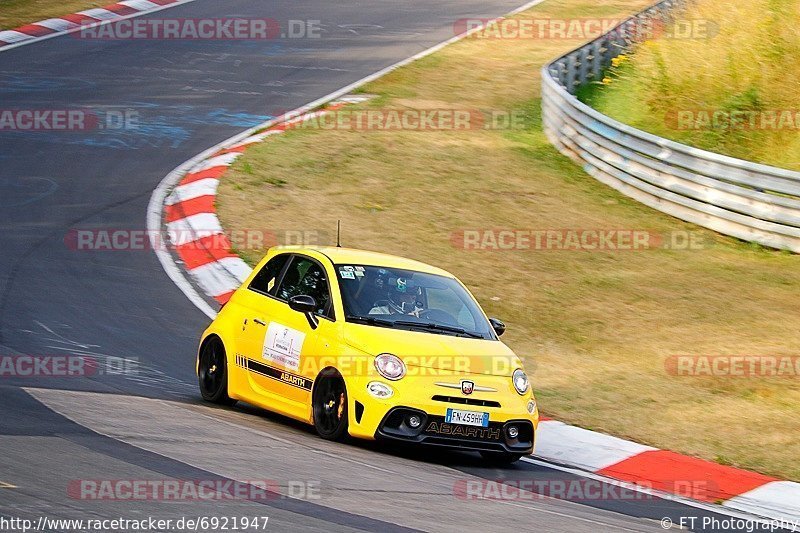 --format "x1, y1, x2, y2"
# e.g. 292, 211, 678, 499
217, 0, 800, 480
0, 0, 108, 29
